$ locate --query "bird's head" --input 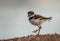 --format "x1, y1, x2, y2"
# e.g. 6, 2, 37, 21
27, 11, 34, 17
